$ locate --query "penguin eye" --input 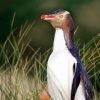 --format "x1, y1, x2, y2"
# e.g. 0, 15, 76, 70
59, 15, 63, 18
